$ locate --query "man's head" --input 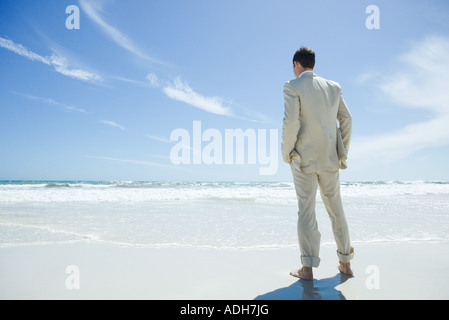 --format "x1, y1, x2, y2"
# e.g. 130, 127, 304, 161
292, 47, 315, 78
